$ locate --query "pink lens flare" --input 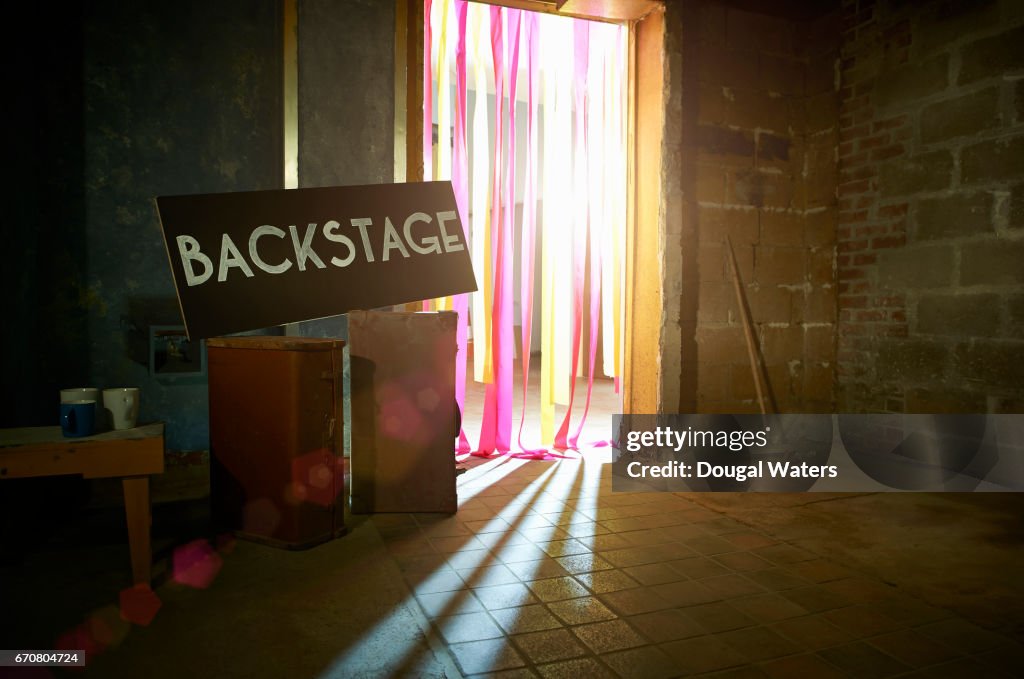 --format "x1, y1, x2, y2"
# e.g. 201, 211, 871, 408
172, 539, 223, 589
118, 583, 162, 626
